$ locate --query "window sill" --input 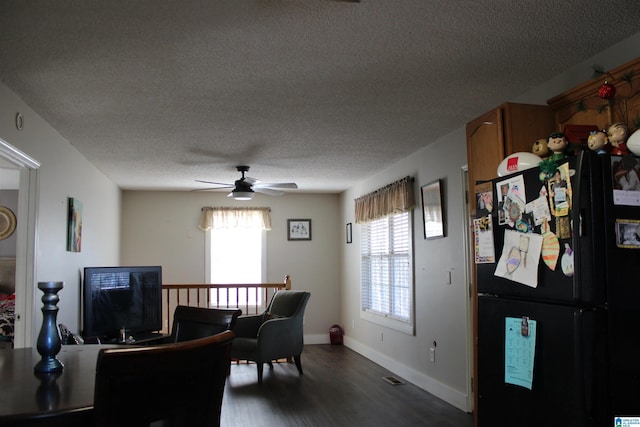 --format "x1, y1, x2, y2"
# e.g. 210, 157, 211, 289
361, 310, 415, 336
